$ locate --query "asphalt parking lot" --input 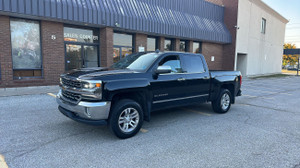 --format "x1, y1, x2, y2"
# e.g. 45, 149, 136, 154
1, 76, 300, 168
